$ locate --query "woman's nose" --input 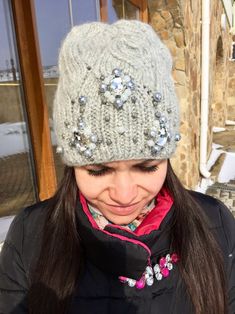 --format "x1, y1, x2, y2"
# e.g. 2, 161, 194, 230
109, 172, 138, 205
